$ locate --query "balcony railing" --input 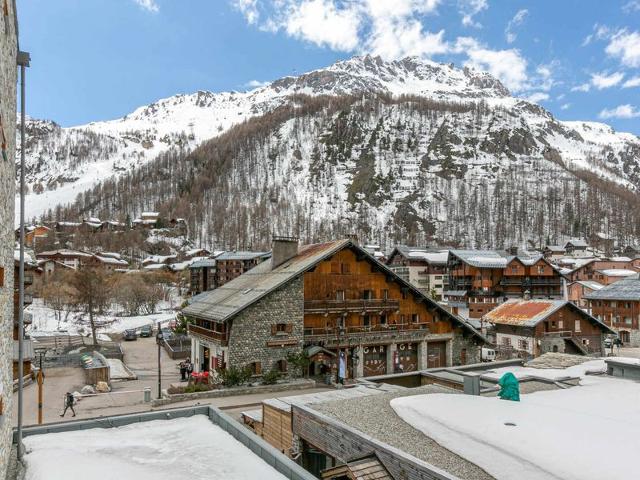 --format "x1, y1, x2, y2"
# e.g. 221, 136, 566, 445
304, 298, 400, 314
188, 324, 228, 345
304, 322, 431, 341
529, 278, 562, 285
